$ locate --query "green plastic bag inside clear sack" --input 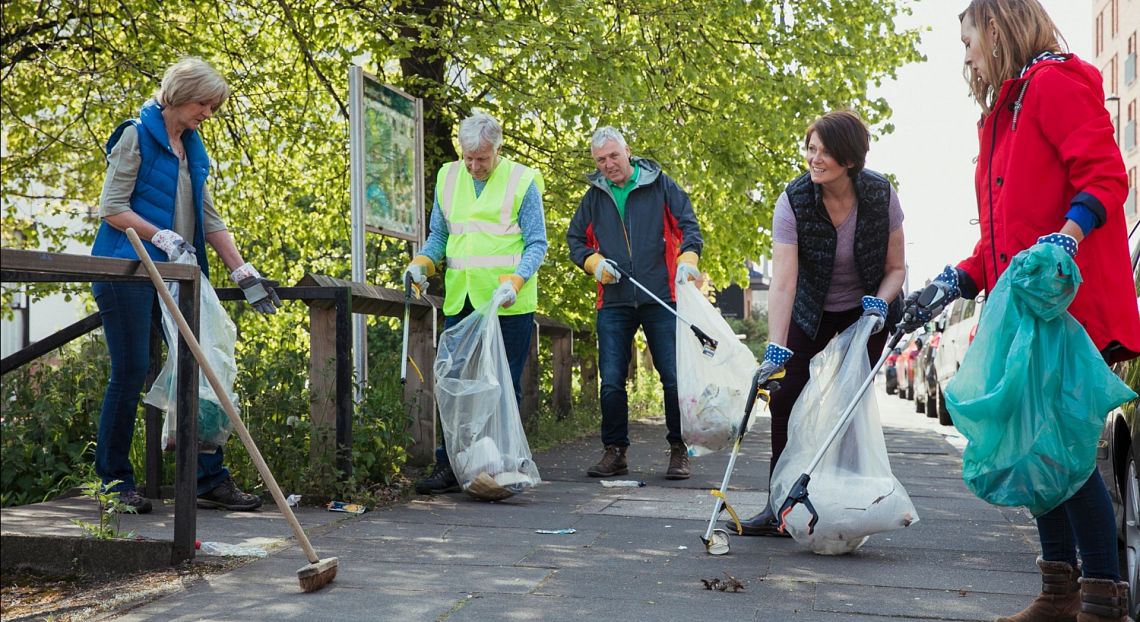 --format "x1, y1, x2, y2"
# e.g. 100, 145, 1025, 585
944, 243, 1136, 517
